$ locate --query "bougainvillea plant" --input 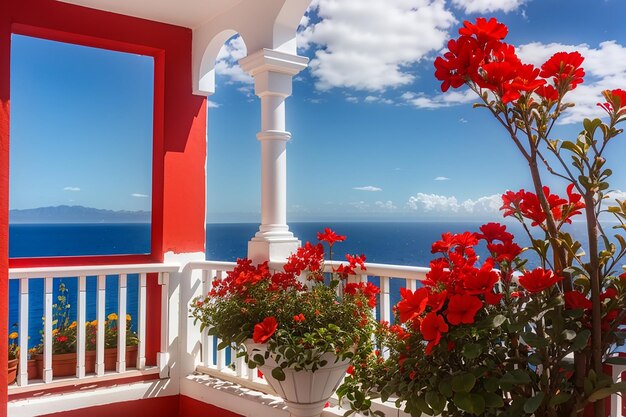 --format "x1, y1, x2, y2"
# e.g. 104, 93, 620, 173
339, 17, 626, 417
190, 229, 379, 381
